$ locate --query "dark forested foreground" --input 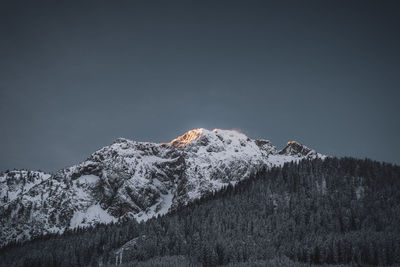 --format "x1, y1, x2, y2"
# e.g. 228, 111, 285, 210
1, 158, 400, 266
